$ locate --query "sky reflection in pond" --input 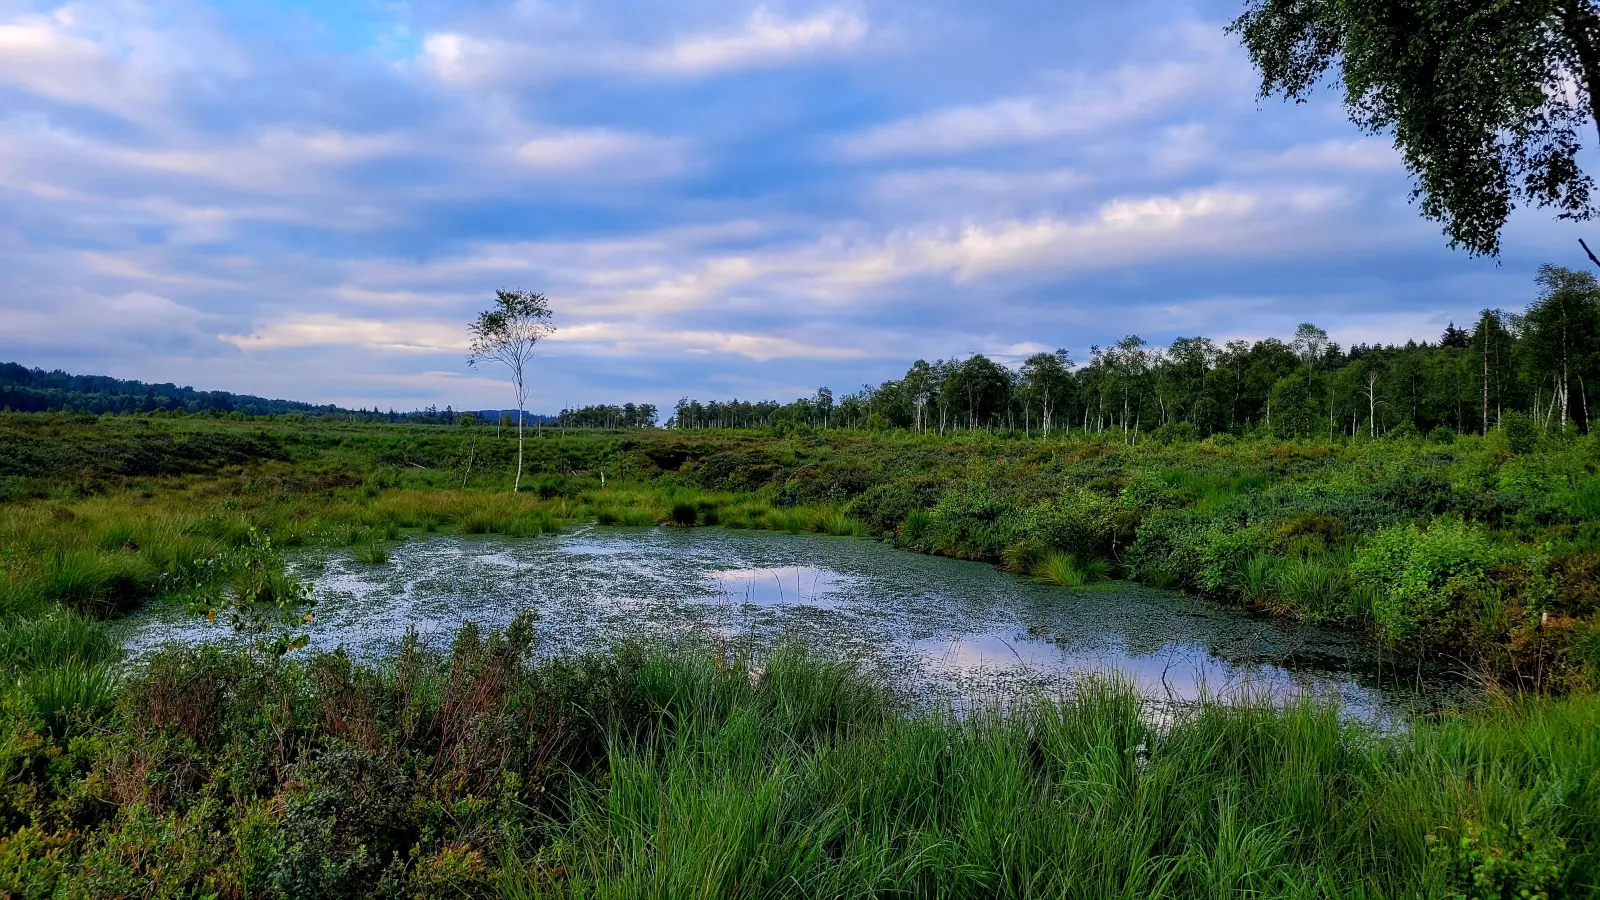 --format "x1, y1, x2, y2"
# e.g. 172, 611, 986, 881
117, 526, 1468, 722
